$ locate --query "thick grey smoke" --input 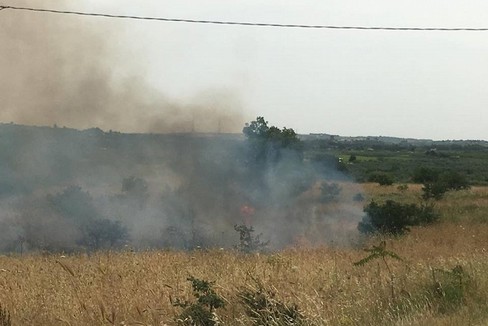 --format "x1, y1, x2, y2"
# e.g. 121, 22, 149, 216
0, 125, 364, 252
0, 4, 244, 133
